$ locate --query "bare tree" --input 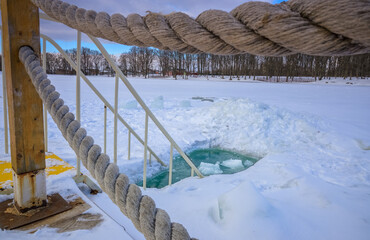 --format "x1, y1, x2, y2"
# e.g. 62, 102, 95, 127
157, 50, 171, 77
118, 53, 128, 76
137, 47, 155, 78
91, 51, 104, 75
